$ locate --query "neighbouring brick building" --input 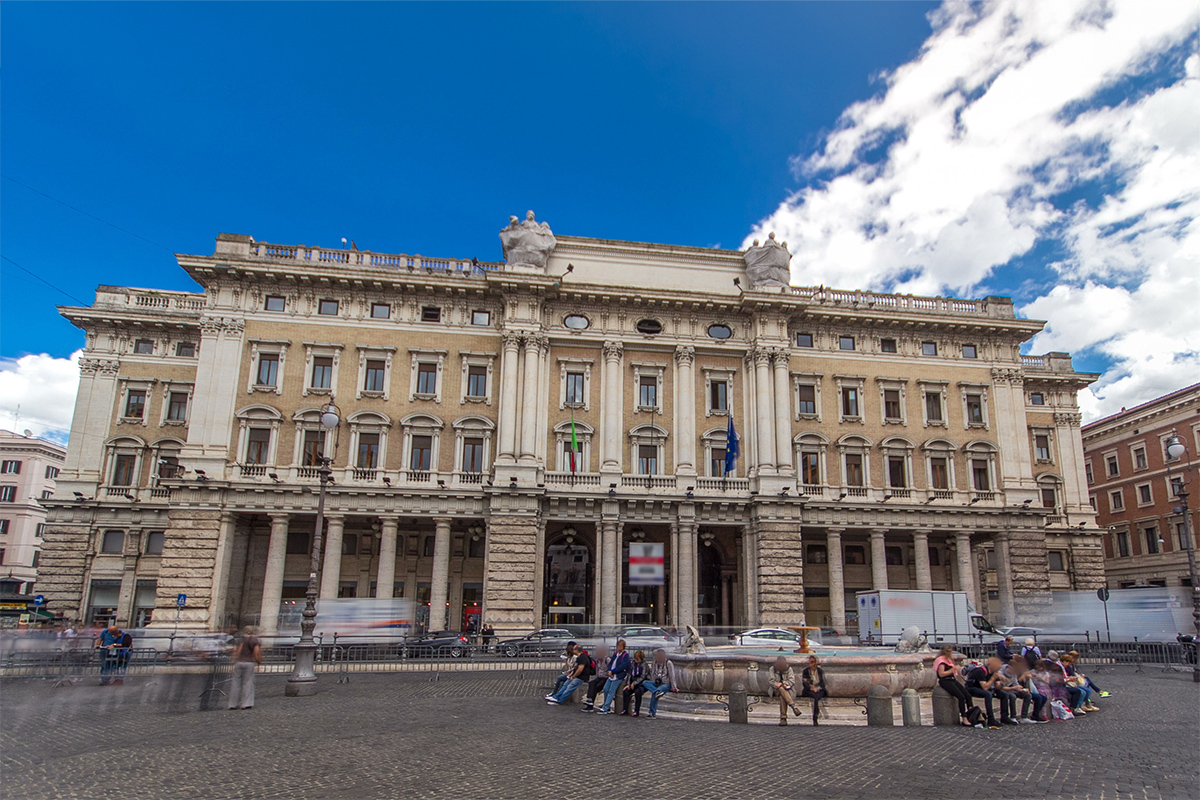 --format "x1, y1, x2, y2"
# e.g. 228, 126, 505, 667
38, 215, 1104, 635
0, 430, 65, 601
